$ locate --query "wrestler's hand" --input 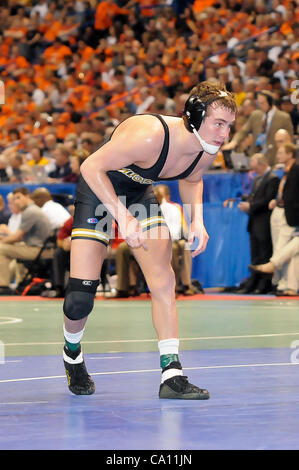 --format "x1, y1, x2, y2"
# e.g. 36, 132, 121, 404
120, 216, 147, 250
188, 221, 209, 258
